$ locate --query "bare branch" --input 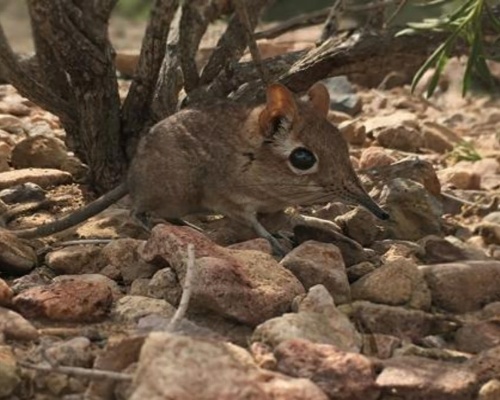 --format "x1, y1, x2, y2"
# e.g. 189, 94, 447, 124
199, 0, 272, 85
168, 244, 196, 330
25, 0, 126, 190
234, 0, 270, 85
0, 23, 75, 121
255, 7, 330, 41
150, 7, 184, 121
95, 0, 119, 21
121, 0, 179, 146
179, 1, 228, 93
19, 361, 132, 381
319, 1, 342, 43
